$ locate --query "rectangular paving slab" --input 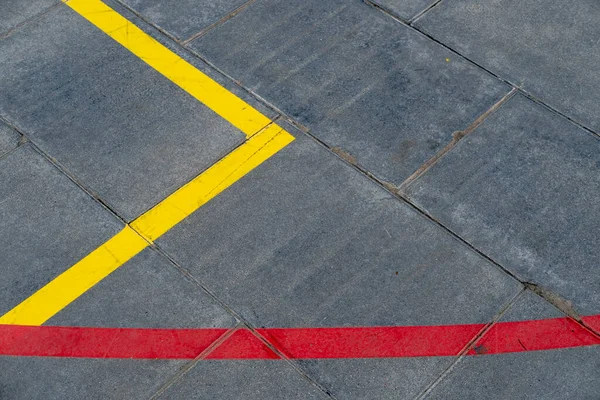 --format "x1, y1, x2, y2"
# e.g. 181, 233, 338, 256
0, 3, 246, 221
119, 0, 250, 41
425, 291, 600, 399
0, 145, 123, 316
157, 122, 521, 397
189, 0, 509, 186
403, 94, 600, 316
415, 0, 600, 133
